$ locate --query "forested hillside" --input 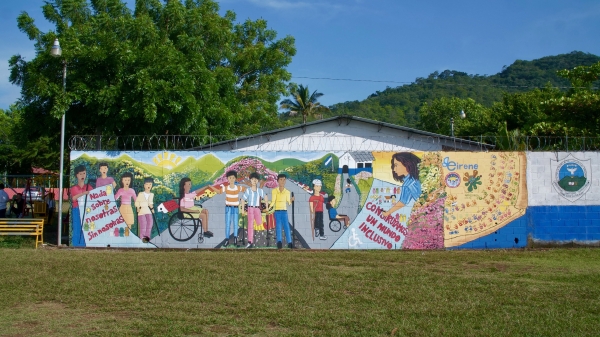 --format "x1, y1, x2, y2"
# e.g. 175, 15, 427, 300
282, 51, 600, 128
